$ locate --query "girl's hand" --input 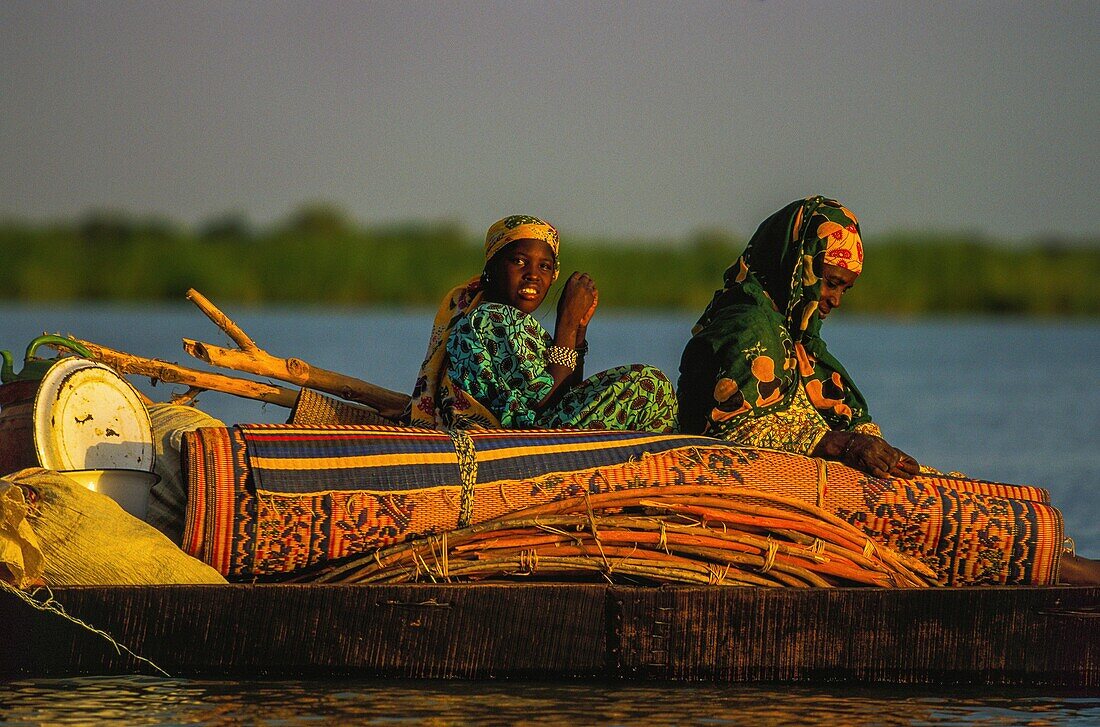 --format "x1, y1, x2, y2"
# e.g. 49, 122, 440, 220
542, 272, 599, 412
557, 272, 598, 329
580, 289, 598, 327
